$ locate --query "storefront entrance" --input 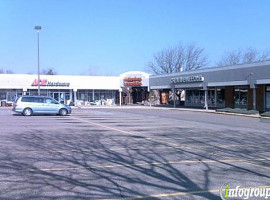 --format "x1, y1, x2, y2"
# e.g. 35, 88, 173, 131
52, 92, 70, 104
131, 87, 148, 104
